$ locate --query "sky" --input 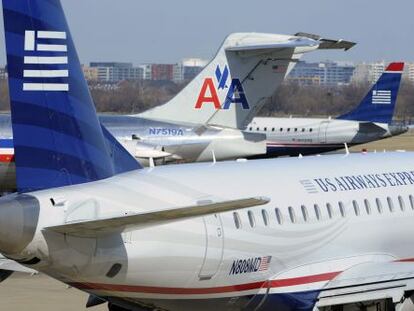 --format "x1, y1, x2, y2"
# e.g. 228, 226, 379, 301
0, 0, 413, 66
